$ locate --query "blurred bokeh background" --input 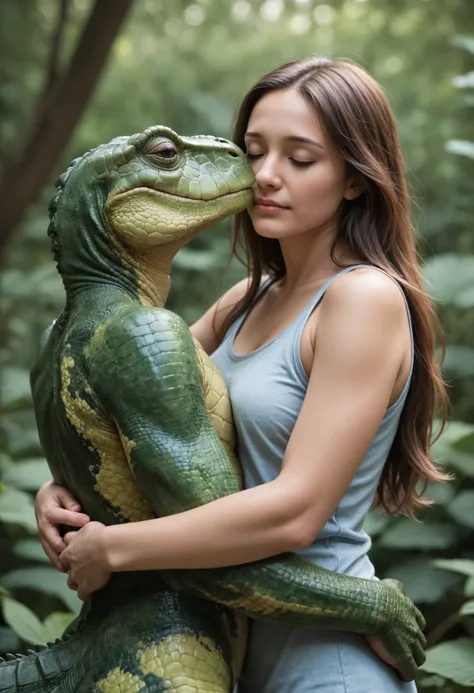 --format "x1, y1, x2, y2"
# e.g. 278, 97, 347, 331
1, 0, 473, 688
